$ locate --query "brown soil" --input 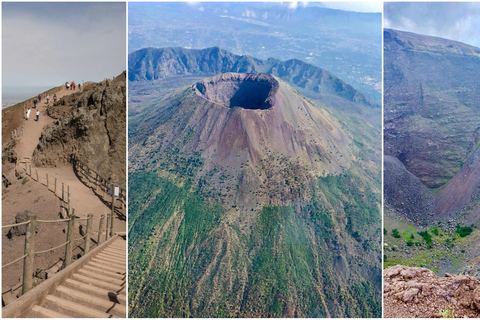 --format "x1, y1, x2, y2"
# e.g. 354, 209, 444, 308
384, 265, 480, 318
